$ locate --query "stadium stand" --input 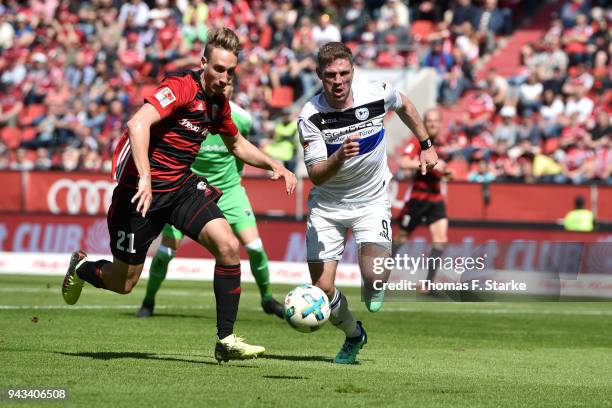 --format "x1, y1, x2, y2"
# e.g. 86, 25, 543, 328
433, 0, 610, 184
0, 0, 608, 184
